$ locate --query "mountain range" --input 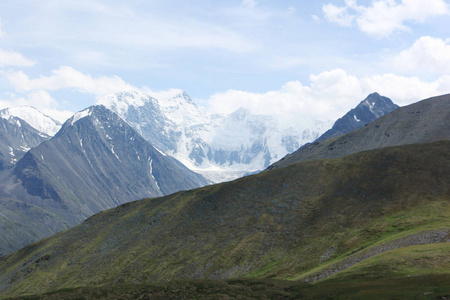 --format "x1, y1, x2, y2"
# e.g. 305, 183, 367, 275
0, 94, 448, 299
98, 90, 333, 182
0, 105, 208, 256
0, 92, 399, 256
